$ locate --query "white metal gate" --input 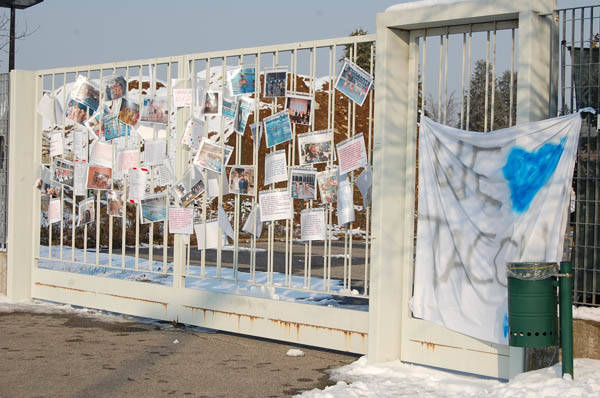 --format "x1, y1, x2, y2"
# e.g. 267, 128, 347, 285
9, 35, 375, 354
